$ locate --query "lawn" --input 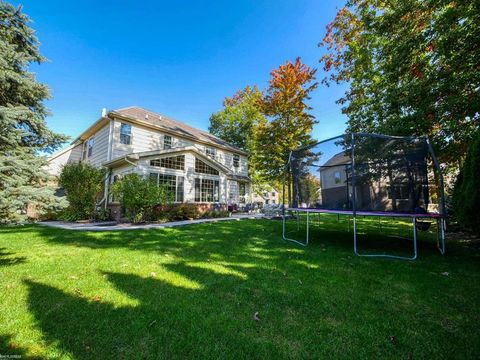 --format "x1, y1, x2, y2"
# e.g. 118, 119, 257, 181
0, 216, 479, 359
